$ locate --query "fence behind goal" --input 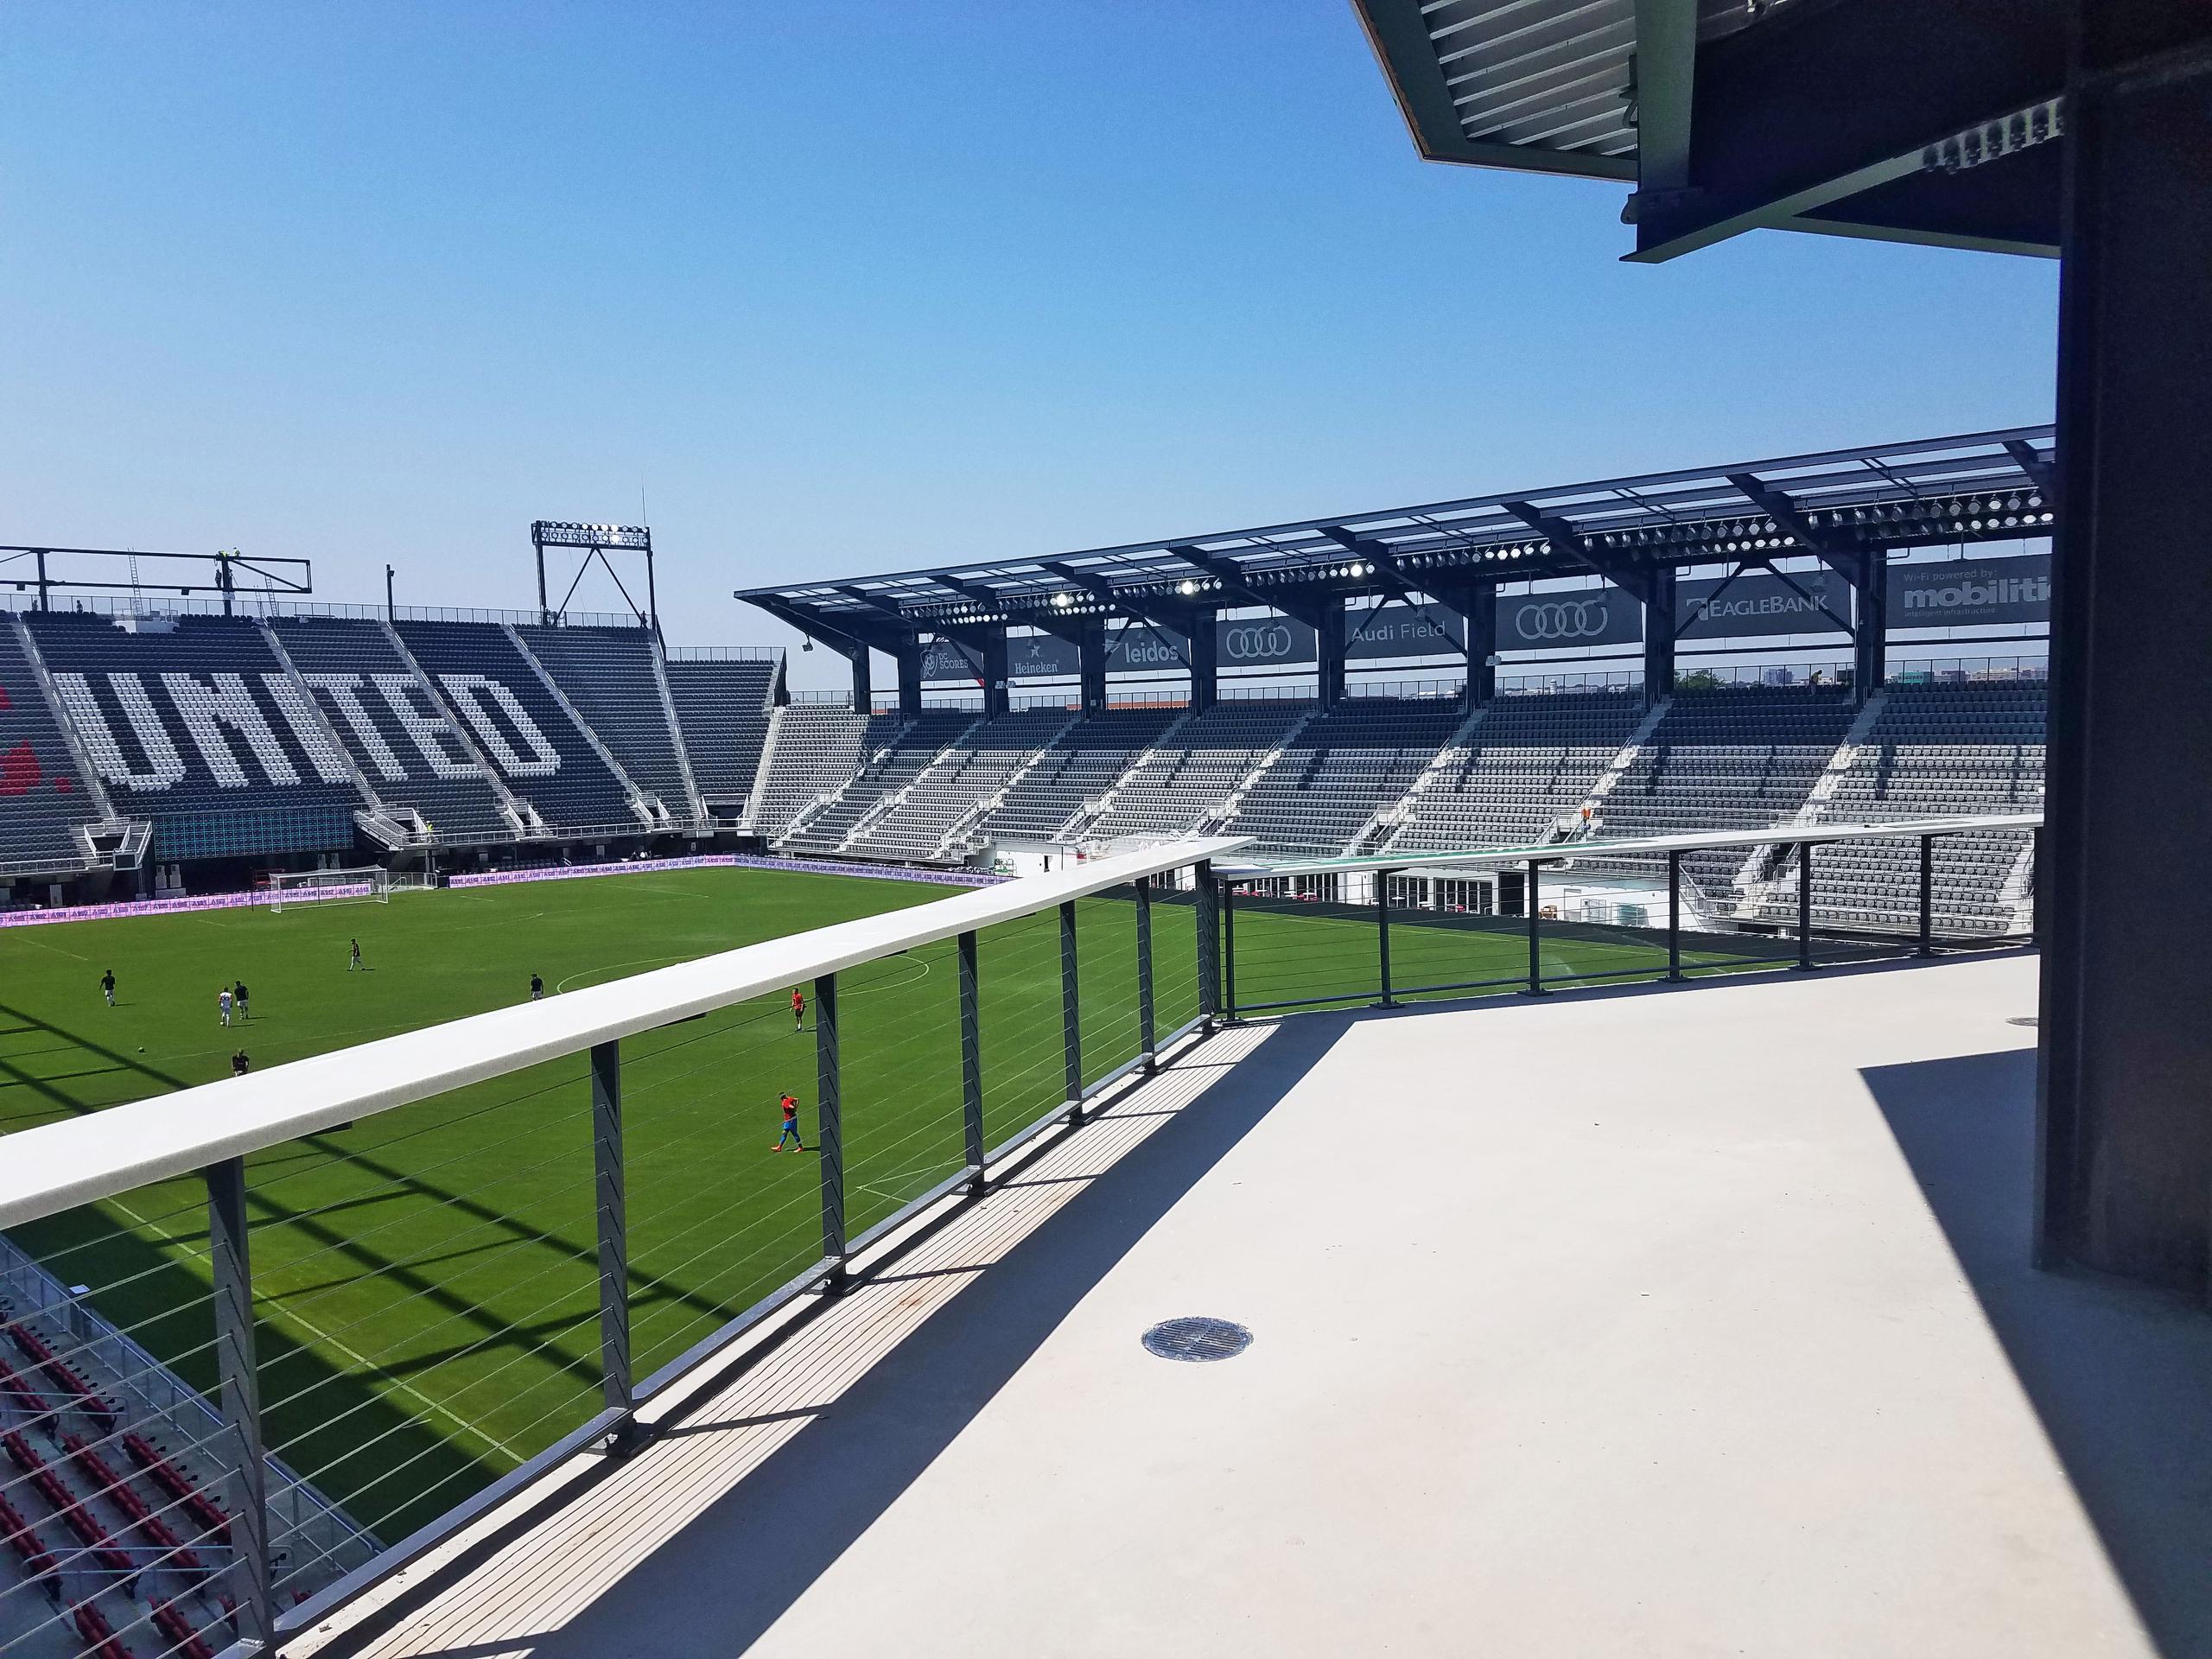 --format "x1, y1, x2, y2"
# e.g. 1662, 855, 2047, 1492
264, 868, 391, 912
0, 838, 1237, 1659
